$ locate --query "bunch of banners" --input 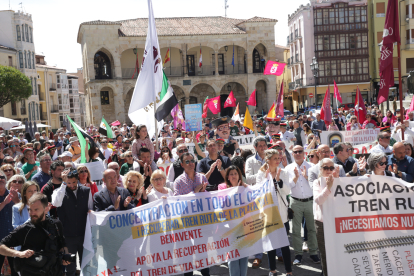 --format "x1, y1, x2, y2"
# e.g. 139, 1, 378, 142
323, 175, 414, 276
80, 175, 289, 276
